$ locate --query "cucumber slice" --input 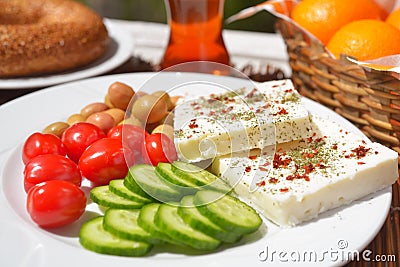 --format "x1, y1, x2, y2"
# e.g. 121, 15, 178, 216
137, 203, 183, 246
79, 216, 152, 256
194, 190, 262, 235
124, 170, 152, 198
178, 195, 241, 243
90, 185, 146, 209
171, 161, 232, 193
155, 162, 199, 194
109, 179, 153, 204
129, 164, 183, 202
103, 209, 161, 244
155, 204, 221, 251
